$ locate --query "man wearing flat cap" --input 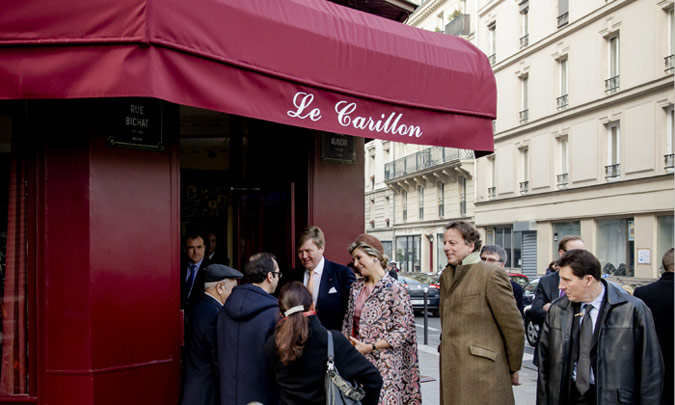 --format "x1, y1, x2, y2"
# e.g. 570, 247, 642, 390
182, 264, 242, 405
